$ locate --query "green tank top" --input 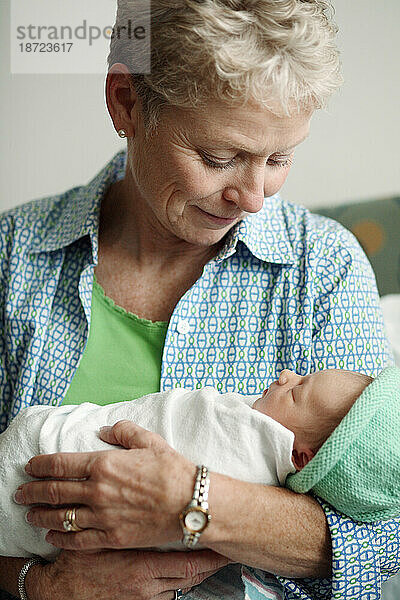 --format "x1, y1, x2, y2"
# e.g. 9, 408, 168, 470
61, 275, 168, 406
